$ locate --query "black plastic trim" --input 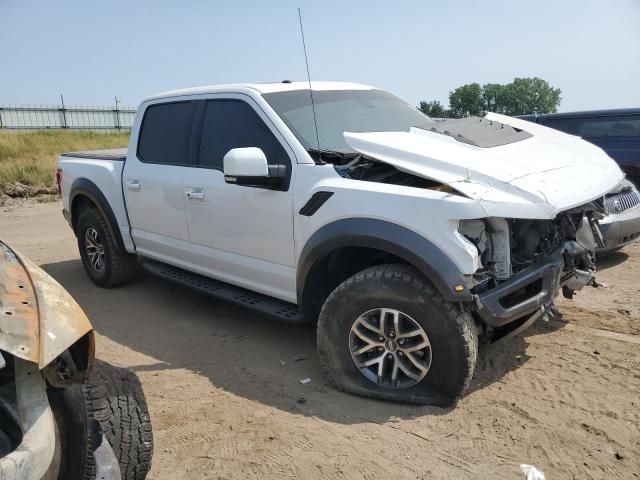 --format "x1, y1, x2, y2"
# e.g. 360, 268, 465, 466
476, 257, 563, 327
69, 178, 127, 251
299, 191, 334, 216
143, 259, 306, 324
297, 218, 473, 307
